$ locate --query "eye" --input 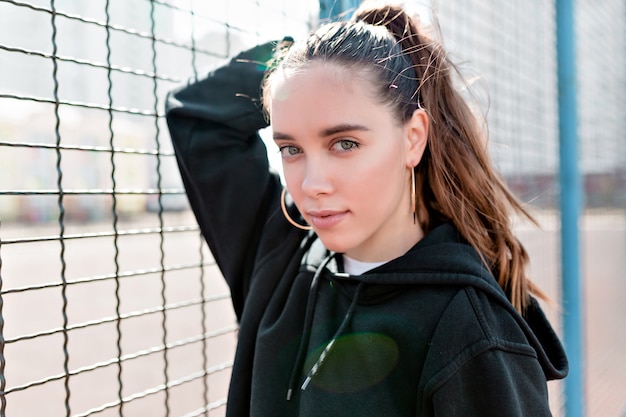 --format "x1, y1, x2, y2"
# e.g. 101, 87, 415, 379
331, 139, 359, 152
278, 145, 302, 158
